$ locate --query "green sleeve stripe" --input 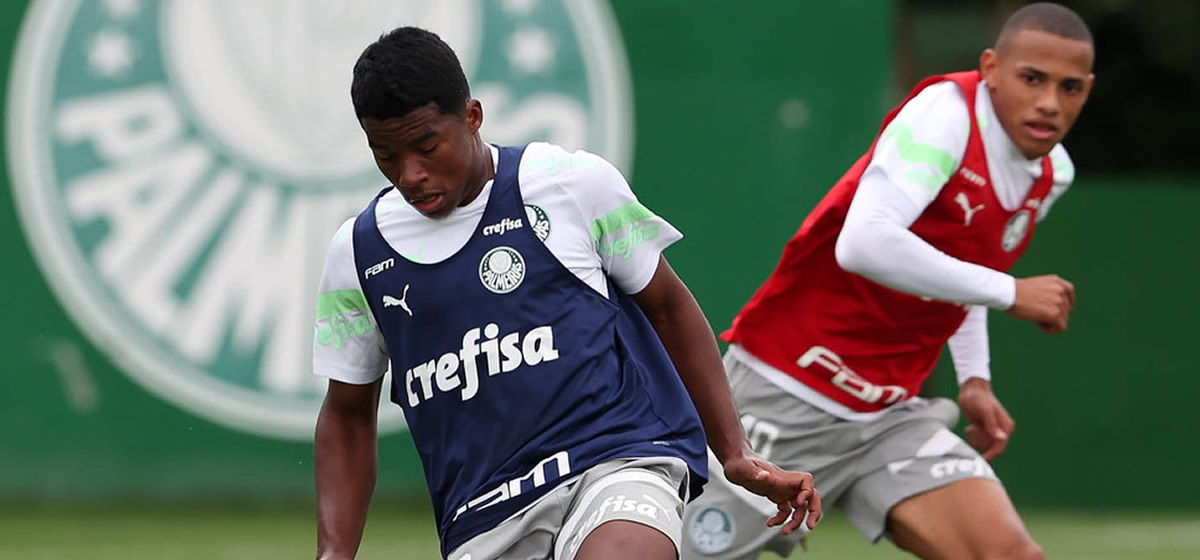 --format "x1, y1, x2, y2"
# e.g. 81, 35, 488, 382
883, 122, 957, 182
316, 290, 369, 319
589, 201, 657, 243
